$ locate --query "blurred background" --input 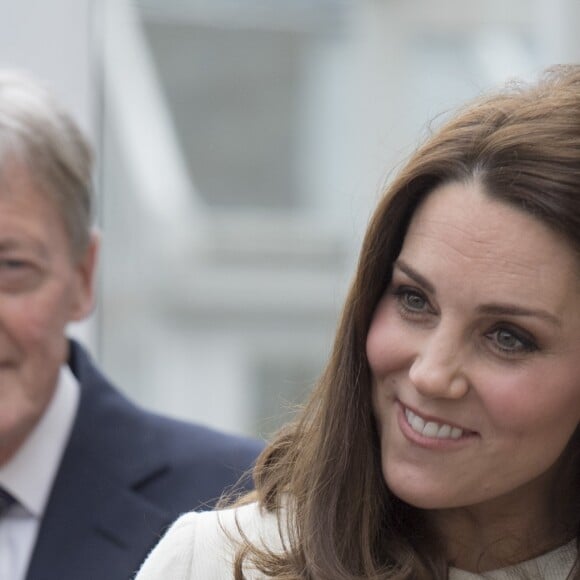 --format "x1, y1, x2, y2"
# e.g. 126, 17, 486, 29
2, 0, 579, 438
